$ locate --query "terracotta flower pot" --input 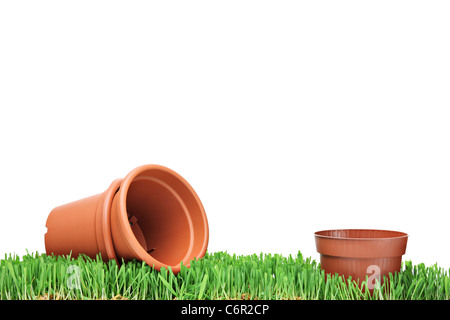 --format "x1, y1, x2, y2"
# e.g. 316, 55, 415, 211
45, 164, 209, 274
315, 229, 408, 289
